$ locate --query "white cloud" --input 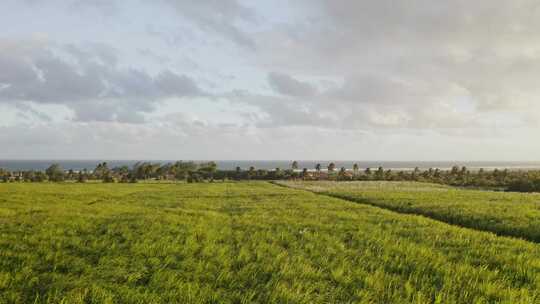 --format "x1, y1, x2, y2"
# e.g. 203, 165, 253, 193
2, 0, 540, 160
